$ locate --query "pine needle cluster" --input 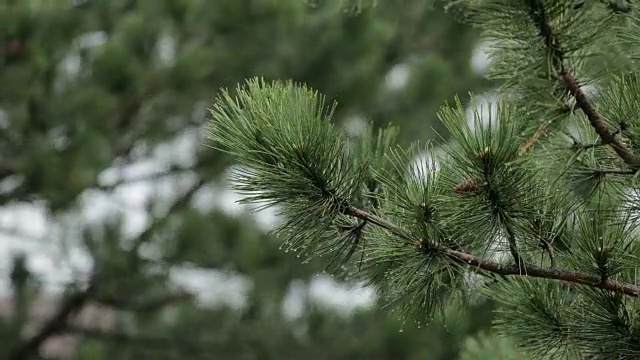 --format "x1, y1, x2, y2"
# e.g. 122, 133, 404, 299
208, 1, 640, 358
